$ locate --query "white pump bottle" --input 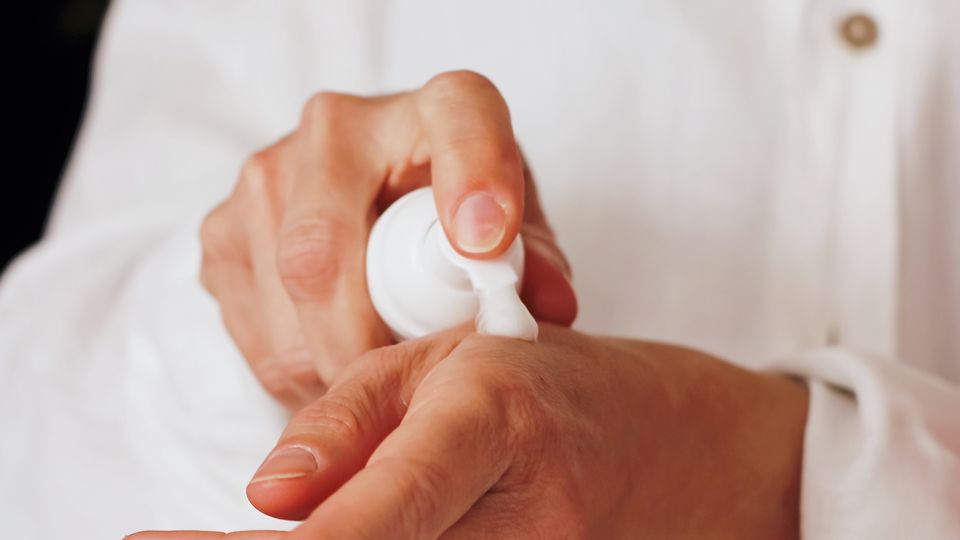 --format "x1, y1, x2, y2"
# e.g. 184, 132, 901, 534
366, 187, 538, 342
